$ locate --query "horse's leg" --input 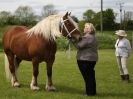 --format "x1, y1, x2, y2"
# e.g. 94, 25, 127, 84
6, 53, 20, 87
14, 56, 21, 76
45, 60, 56, 91
14, 56, 21, 70
14, 57, 21, 83
30, 59, 40, 91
